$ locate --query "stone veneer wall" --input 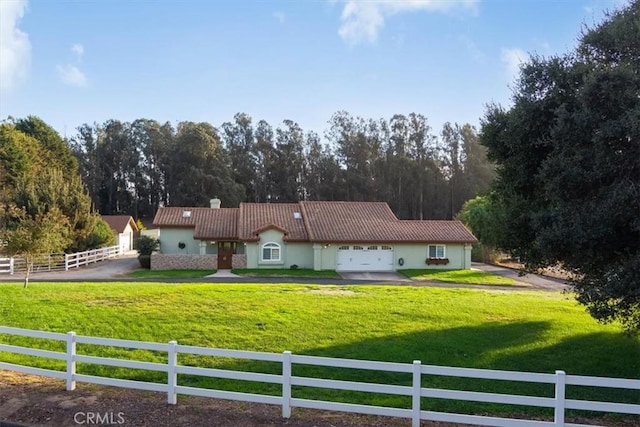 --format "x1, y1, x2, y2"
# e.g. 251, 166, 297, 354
232, 254, 247, 269
151, 254, 217, 270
